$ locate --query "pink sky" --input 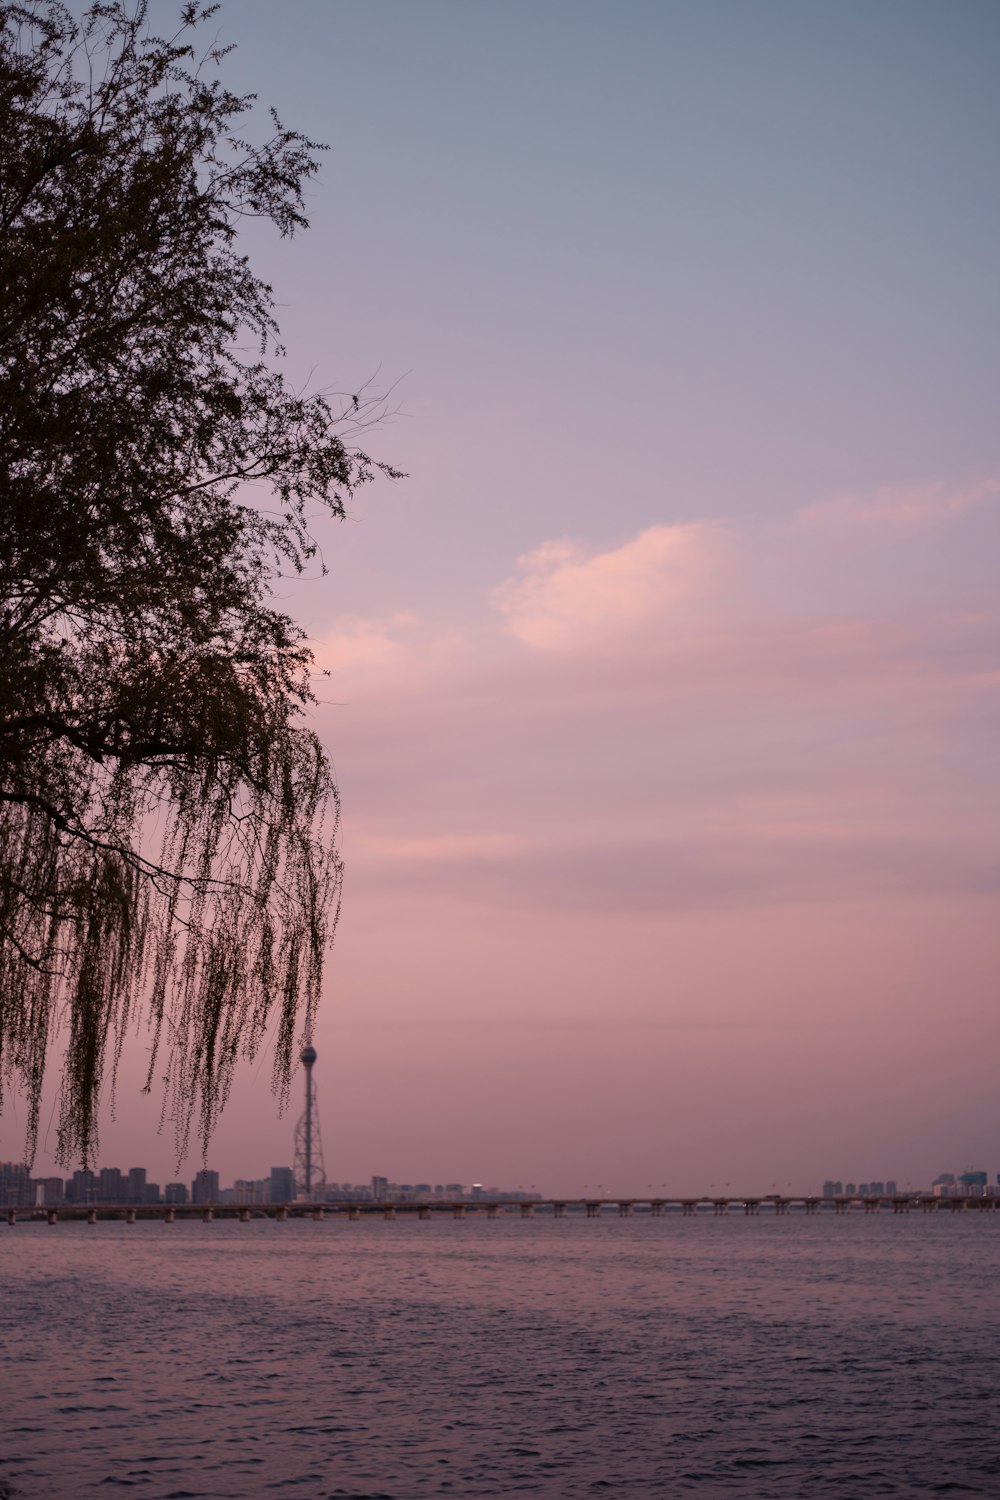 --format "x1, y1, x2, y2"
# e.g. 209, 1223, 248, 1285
8, 2, 1000, 1193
